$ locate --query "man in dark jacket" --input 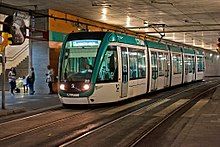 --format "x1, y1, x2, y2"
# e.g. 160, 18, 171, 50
27, 67, 35, 95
